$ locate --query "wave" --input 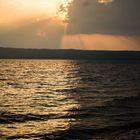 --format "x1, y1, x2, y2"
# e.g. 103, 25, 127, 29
5, 121, 140, 140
